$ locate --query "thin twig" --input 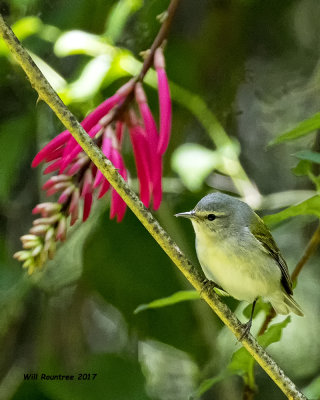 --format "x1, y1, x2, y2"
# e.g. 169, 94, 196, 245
0, 12, 307, 400
243, 384, 256, 400
105, 0, 180, 125
291, 222, 320, 282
